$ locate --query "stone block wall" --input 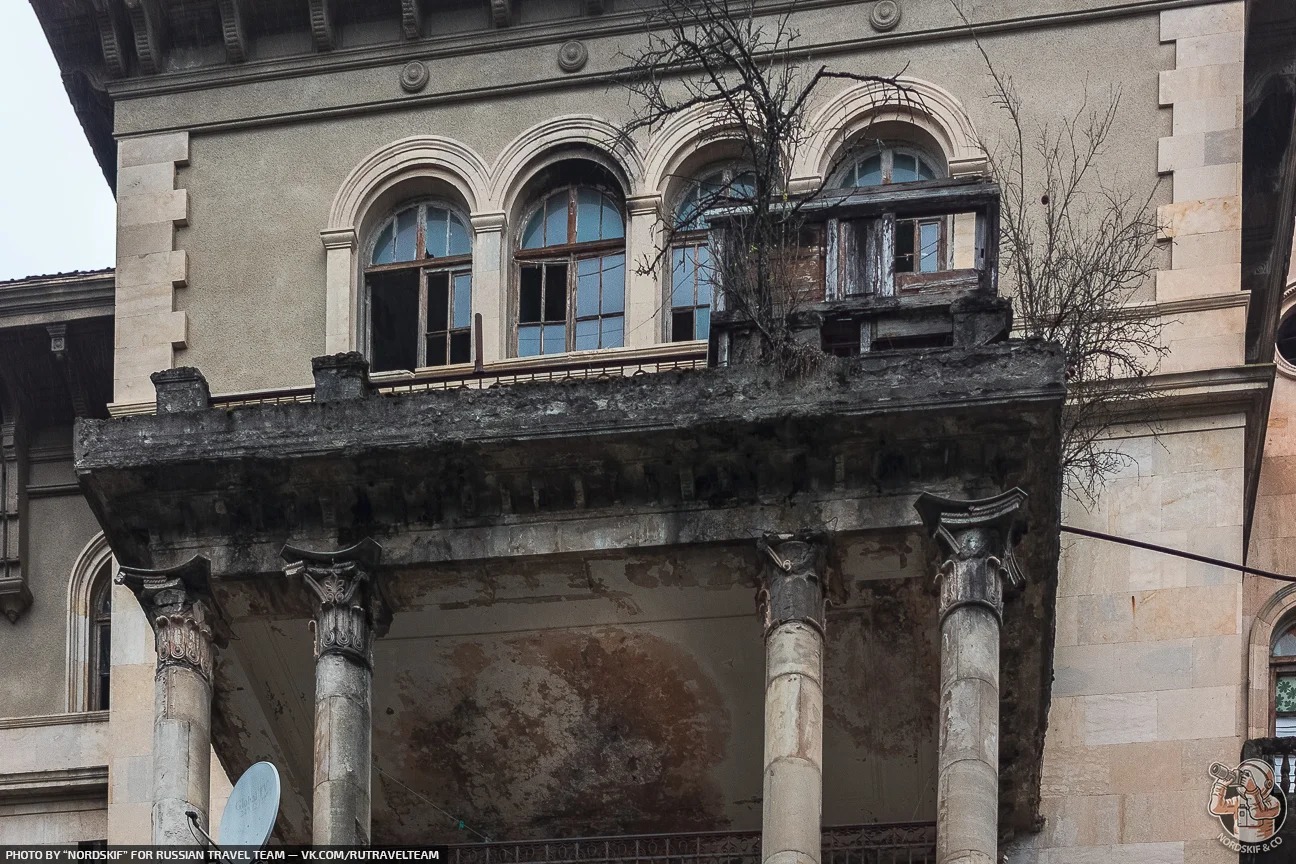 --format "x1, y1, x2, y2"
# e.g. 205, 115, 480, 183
1009, 418, 1247, 864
